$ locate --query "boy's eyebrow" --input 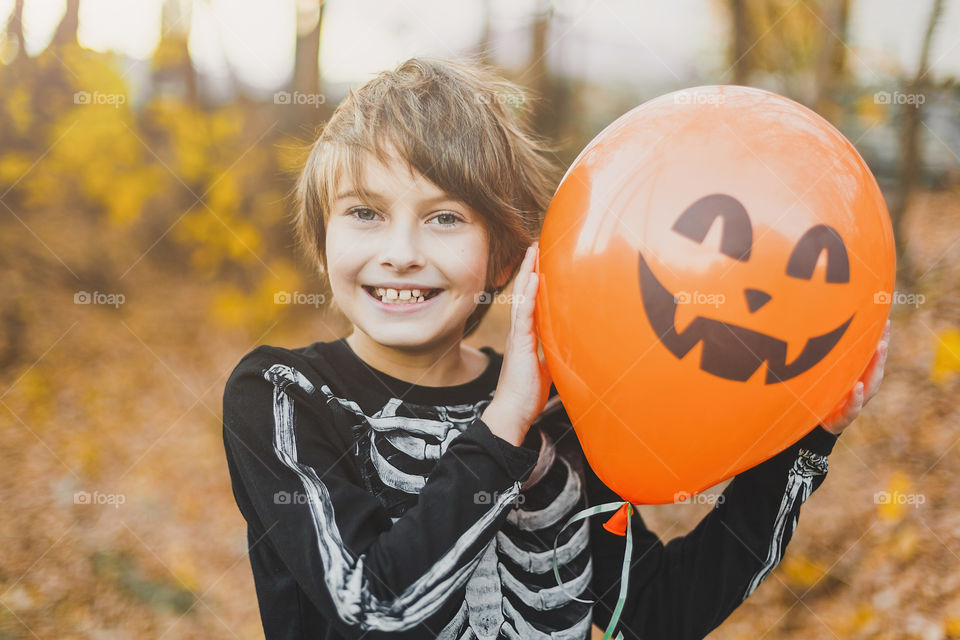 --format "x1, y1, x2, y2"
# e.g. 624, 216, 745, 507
333, 189, 461, 206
